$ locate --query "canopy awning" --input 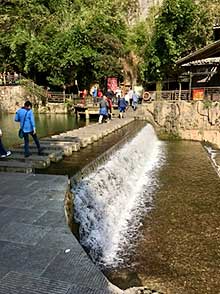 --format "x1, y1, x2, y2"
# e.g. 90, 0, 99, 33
182, 57, 220, 66
176, 40, 220, 66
